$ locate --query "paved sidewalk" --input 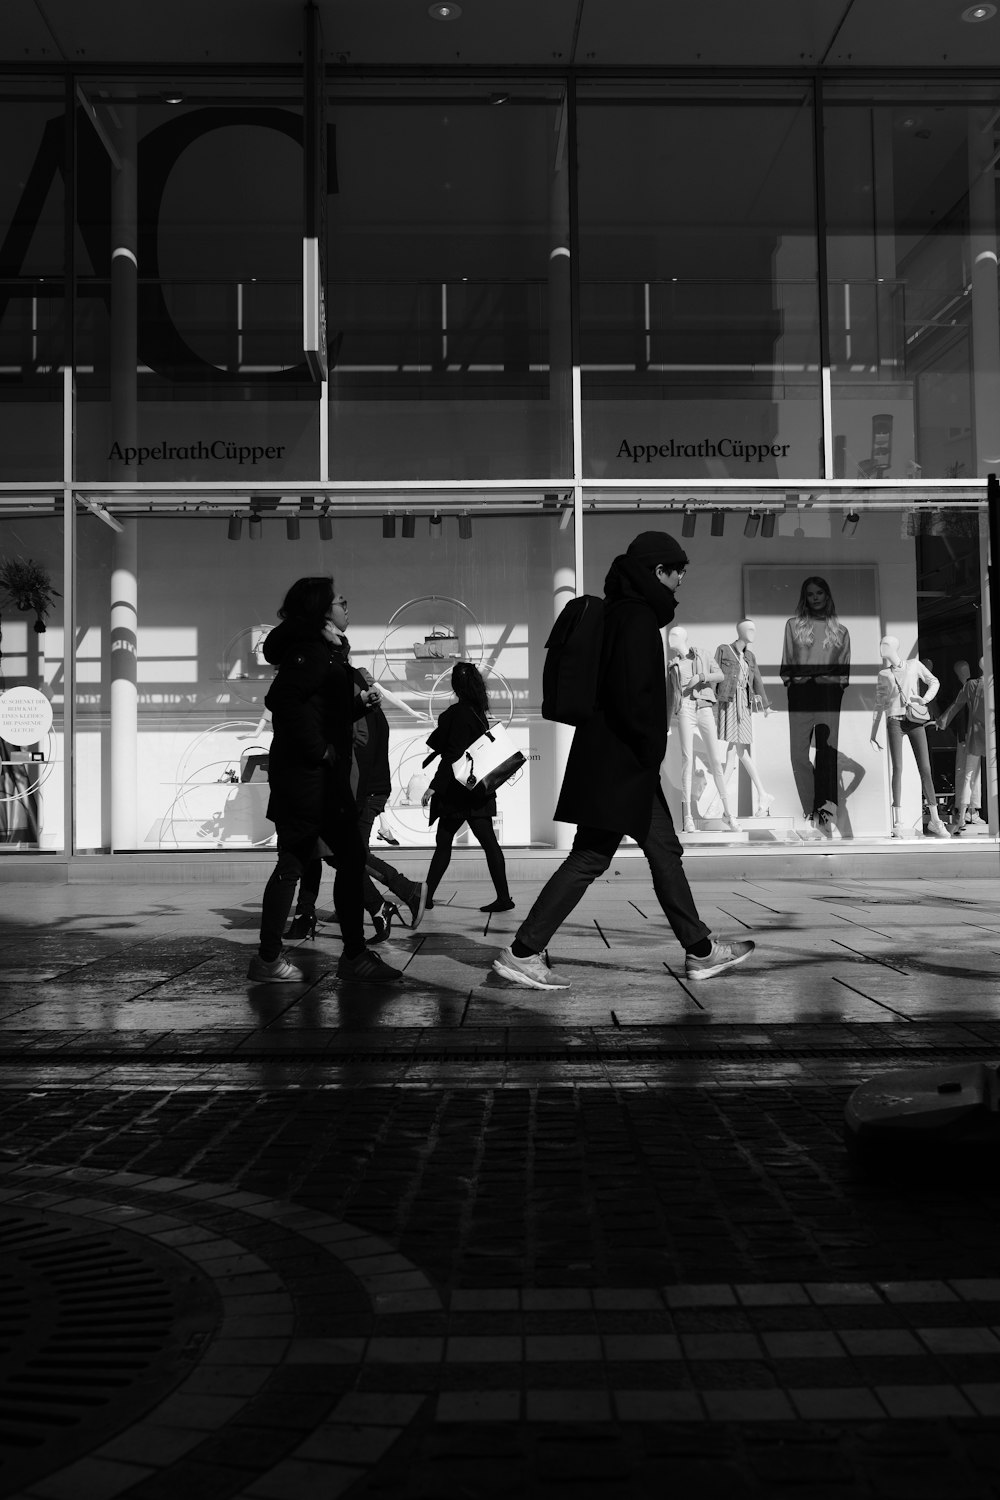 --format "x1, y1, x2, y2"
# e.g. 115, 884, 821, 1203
1, 869, 999, 1498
